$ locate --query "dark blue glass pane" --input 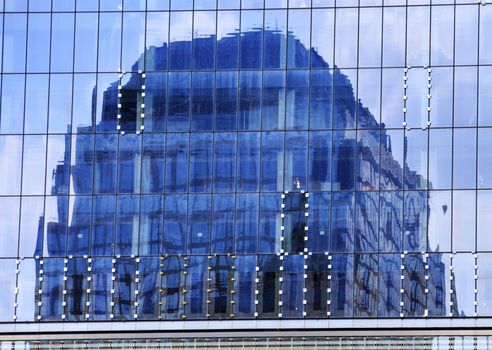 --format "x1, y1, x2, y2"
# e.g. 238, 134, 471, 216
95, 74, 119, 132
214, 133, 236, 192
356, 130, 380, 191
66, 258, 88, 321
41, 259, 64, 320
185, 256, 208, 319
403, 191, 427, 252
217, 11, 239, 69
138, 257, 159, 319
257, 255, 280, 317
306, 255, 328, 318
331, 254, 353, 317
114, 258, 136, 320
193, 11, 216, 69
212, 194, 235, 253
261, 132, 284, 191
308, 192, 330, 253
139, 196, 163, 255
240, 10, 263, 69
282, 255, 304, 318
191, 72, 214, 131
145, 73, 167, 131
118, 135, 141, 194
91, 196, 115, 256
235, 193, 259, 253
331, 192, 354, 253
333, 130, 356, 191
239, 71, 261, 130
167, 72, 190, 131
284, 132, 307, 191
165, 133, 189, 193
90, 258, 112, 320
44, 196, 69, 257
162, 256, 184, 318
262, 71, 286, 130
259, 194, 281, 253
333, 69, 357, 129
355, 192, 379, 253
216, 71, 238, 130
116, 195, 140, 256
378, 254, 400, 317
379, 191, 403, 253
286, 70, 309, 130
403, 254, 425, 317
163, 195, 187, 253
189, 133, 213, 192
142, 134, 165, 193
68, 196, 91, 256
287, 9, 310, 68
237, 132, 260, 191
234, 255, 256, 318
310, 70, 332, 129
187, 194, 211, 254
94, 134, 117, 194
309, 131, 331, 191
98, 13, 122, 72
